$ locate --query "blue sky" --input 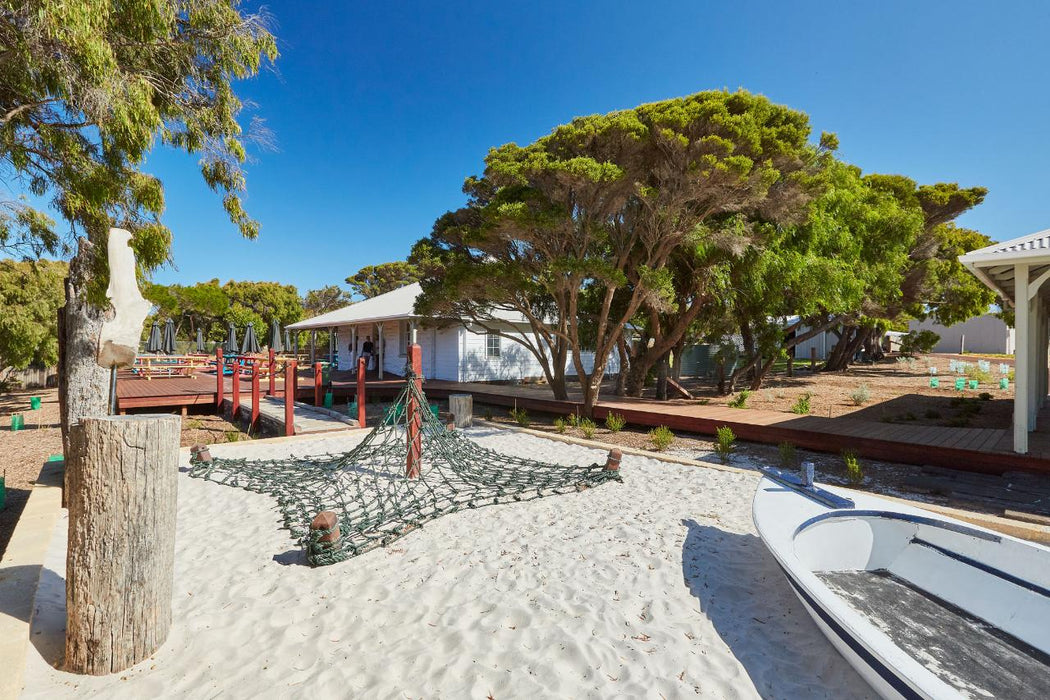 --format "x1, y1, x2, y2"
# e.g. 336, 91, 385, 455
145, 0, 1050, 293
